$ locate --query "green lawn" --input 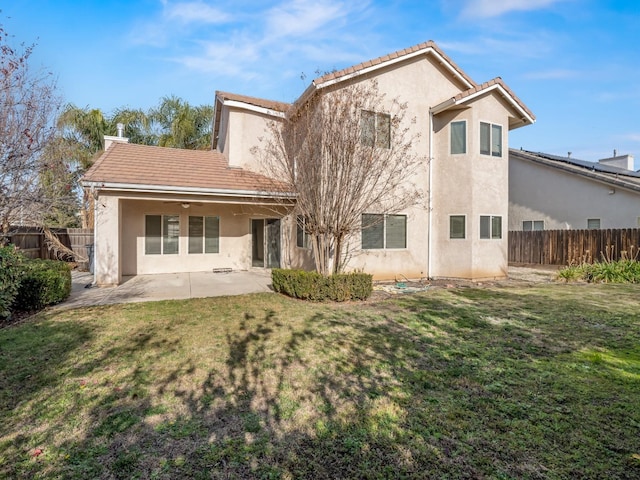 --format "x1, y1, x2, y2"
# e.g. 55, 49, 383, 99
0, 284, 639, 479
